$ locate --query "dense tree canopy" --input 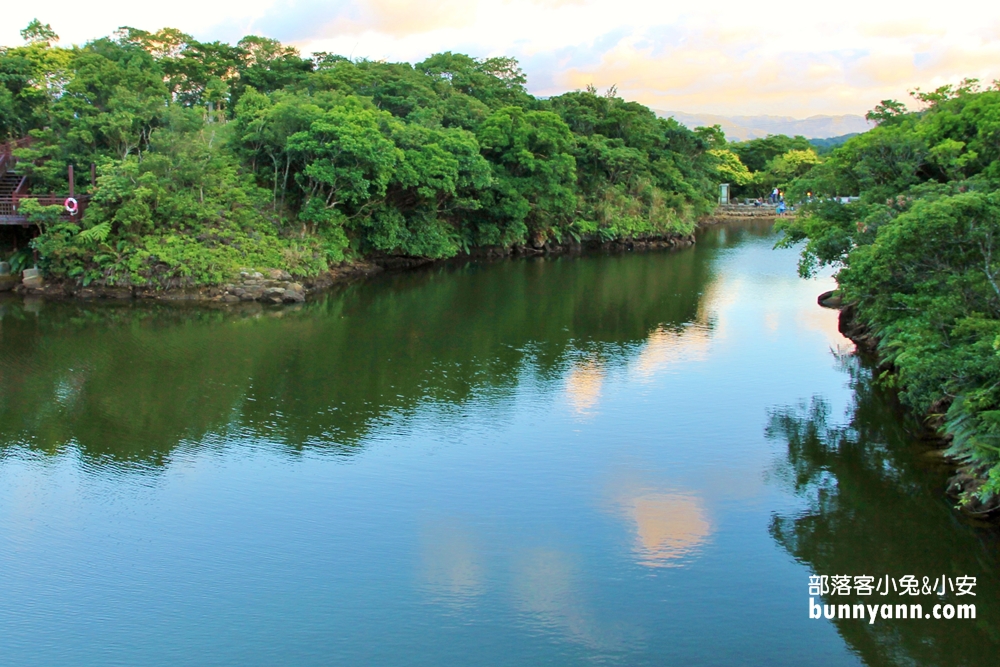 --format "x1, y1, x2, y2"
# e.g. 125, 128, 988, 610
778, 81, 1000, 508
726, 134, 821, 198
0, 21, 734, 286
